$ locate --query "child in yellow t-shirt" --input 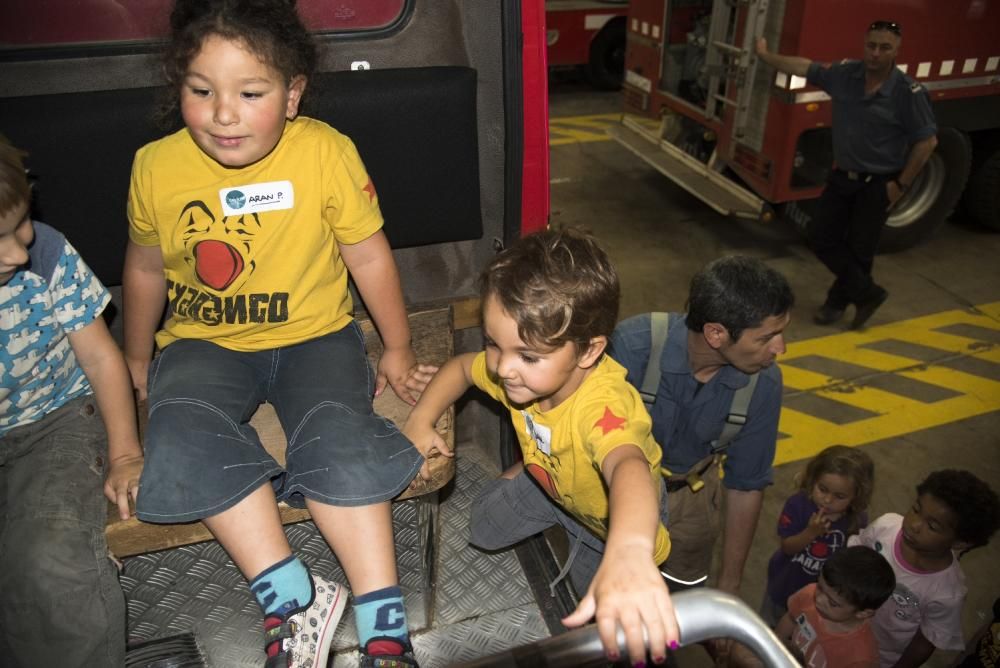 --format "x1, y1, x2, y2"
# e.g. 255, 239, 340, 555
404, 227, 678, 665
122, 1, 435, 665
